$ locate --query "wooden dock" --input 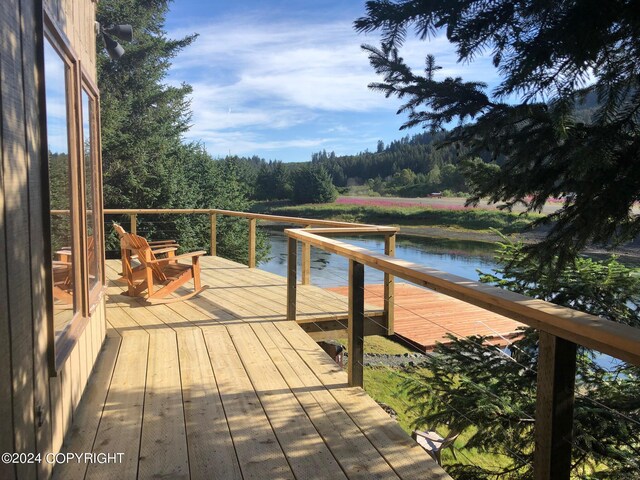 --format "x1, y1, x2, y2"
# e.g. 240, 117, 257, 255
328, 284, 524, 351
53, 257, 449, 480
